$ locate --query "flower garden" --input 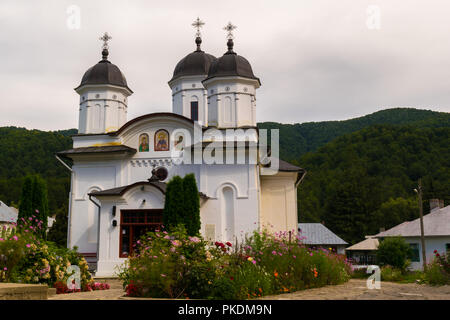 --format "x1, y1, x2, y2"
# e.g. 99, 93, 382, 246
0, 216, 109, 294
117, 226, 353, 299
